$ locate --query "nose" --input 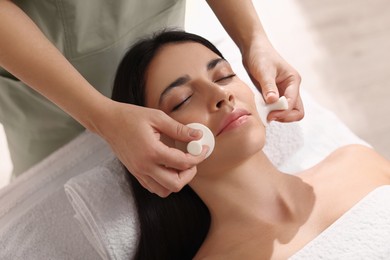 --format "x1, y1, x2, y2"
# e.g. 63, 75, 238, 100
209, 85, 235, 111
